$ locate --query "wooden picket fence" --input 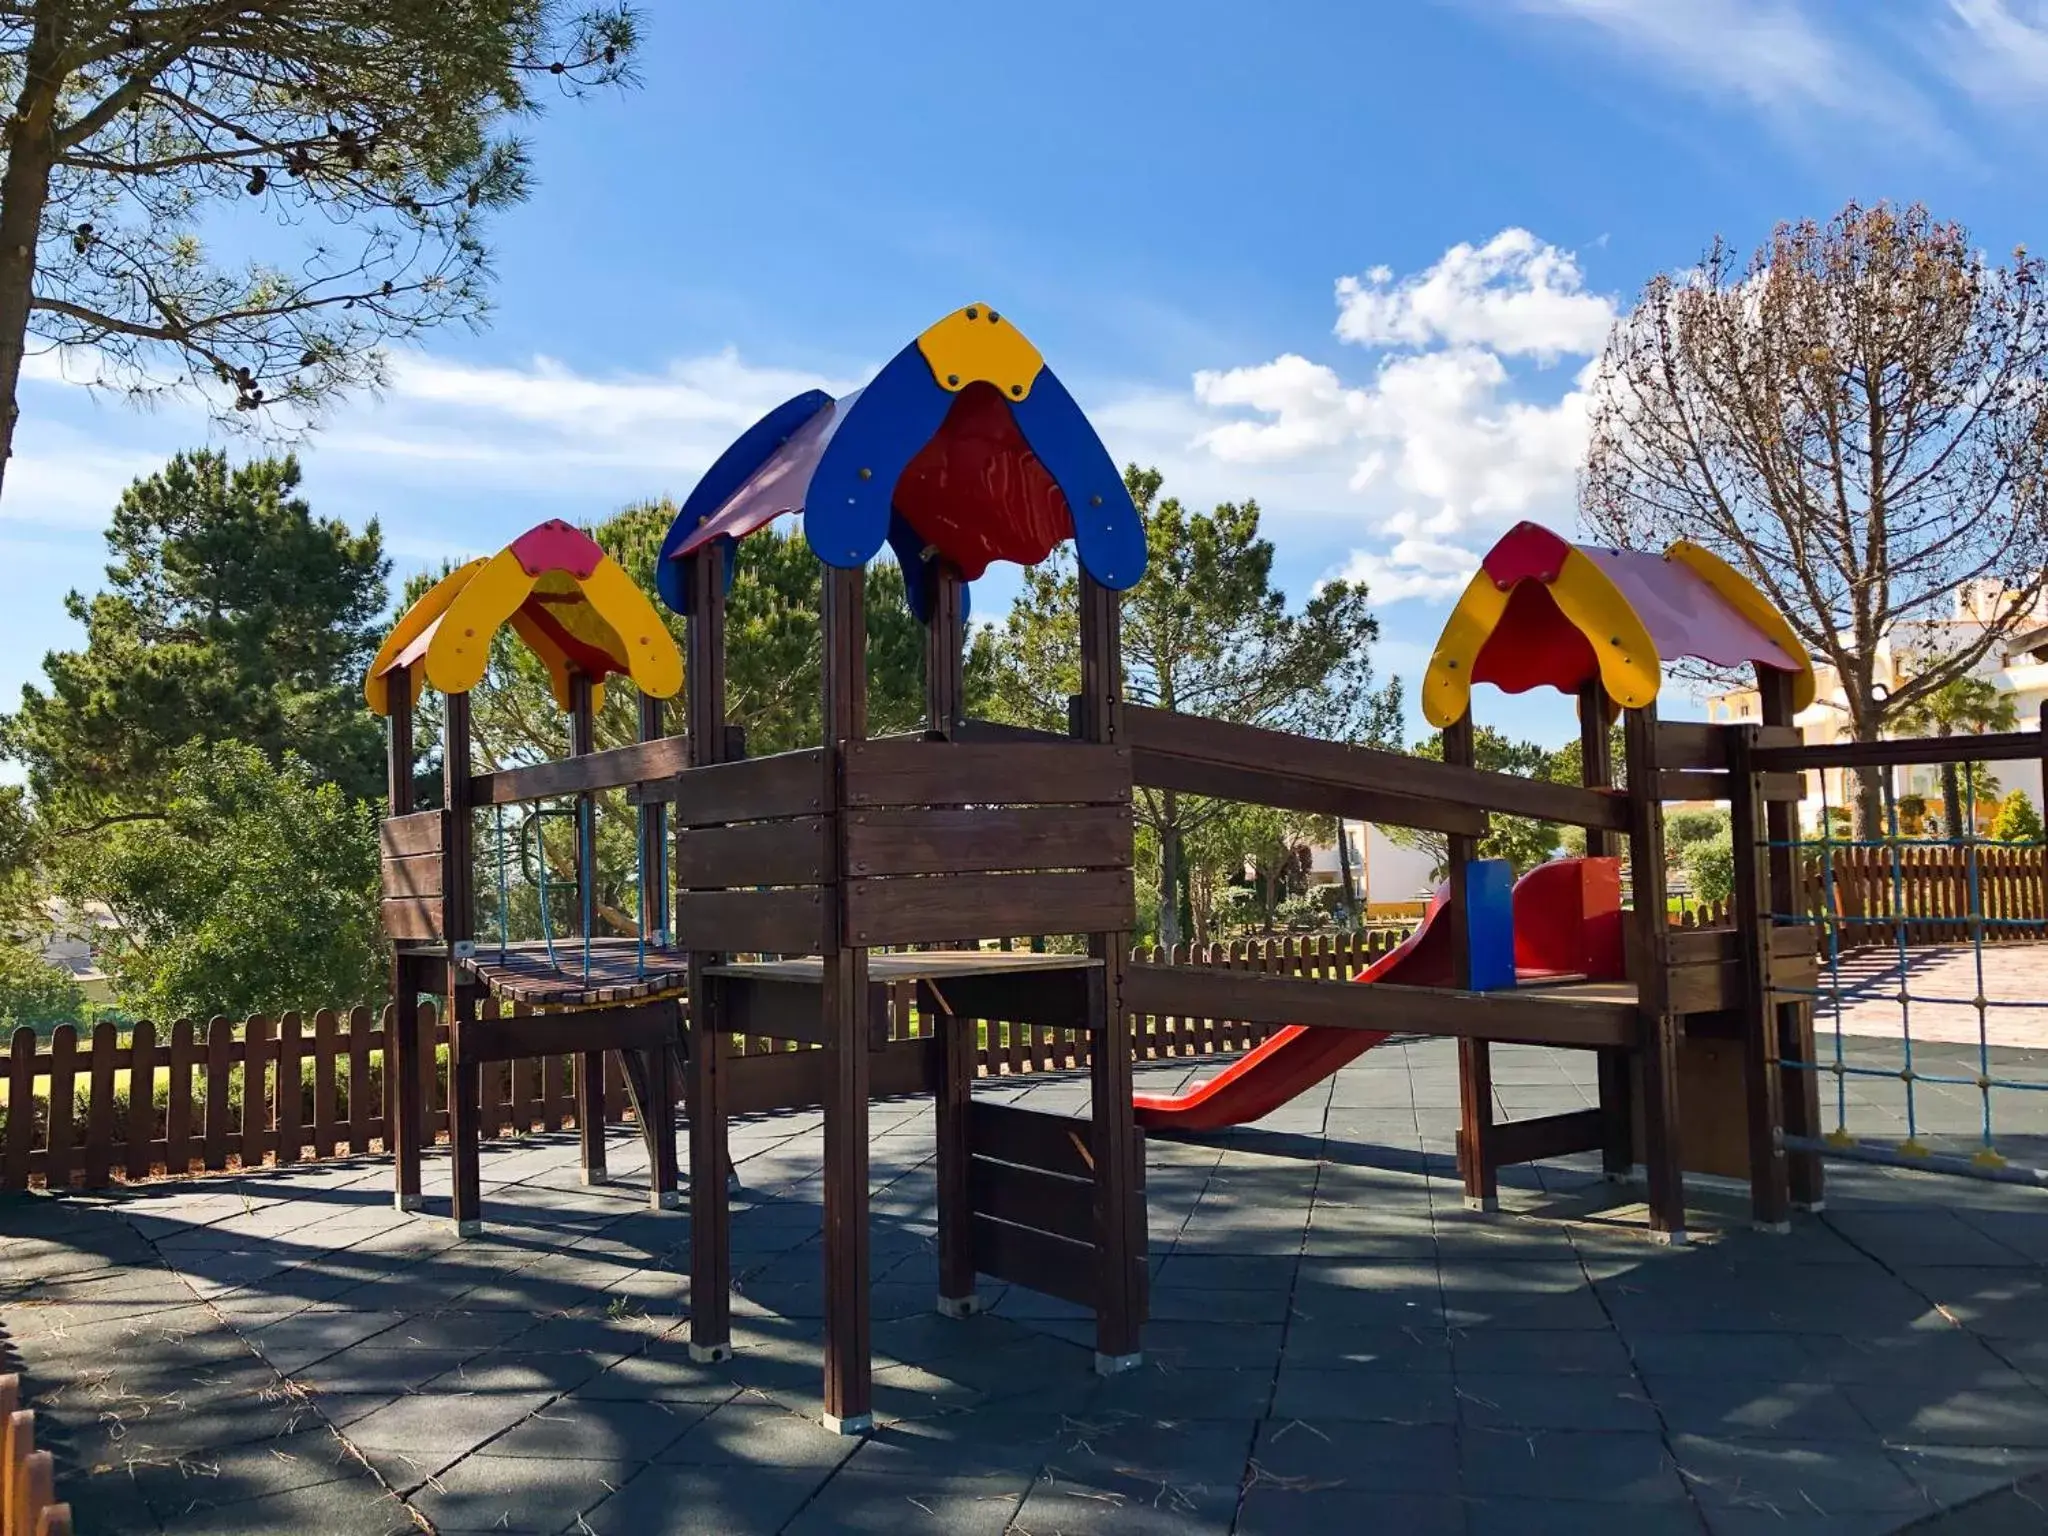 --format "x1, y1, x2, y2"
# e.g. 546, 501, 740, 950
0, 1376, 71, 1536
0, 931, 1409, 1193
1810, 843, 2048, 948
